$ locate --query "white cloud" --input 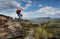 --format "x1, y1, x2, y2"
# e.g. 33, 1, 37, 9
26, 3, 31, 7
10, 13, 18, 18
23, 3, 31, 10
0, 0, 32, 10
20, 6, 60, 19
0, 0, 21, 10
16, 0, 27, 2
38, 4, 42, 7
22, 6, 29, 10
21, 11, 33, 19
36, 6, 60, 15
22, 0, 32, 10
